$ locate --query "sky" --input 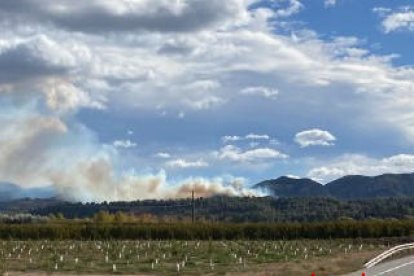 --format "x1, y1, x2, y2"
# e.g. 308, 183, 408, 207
1, 0, 414, 201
